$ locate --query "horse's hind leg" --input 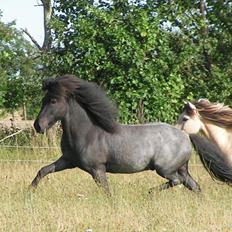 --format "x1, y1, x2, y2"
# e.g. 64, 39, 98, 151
30, 156, 74, 188
149, 171, 182, 193
178, 162, 201, 192
158, 179, 182, 191
150, 163, 201, 193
